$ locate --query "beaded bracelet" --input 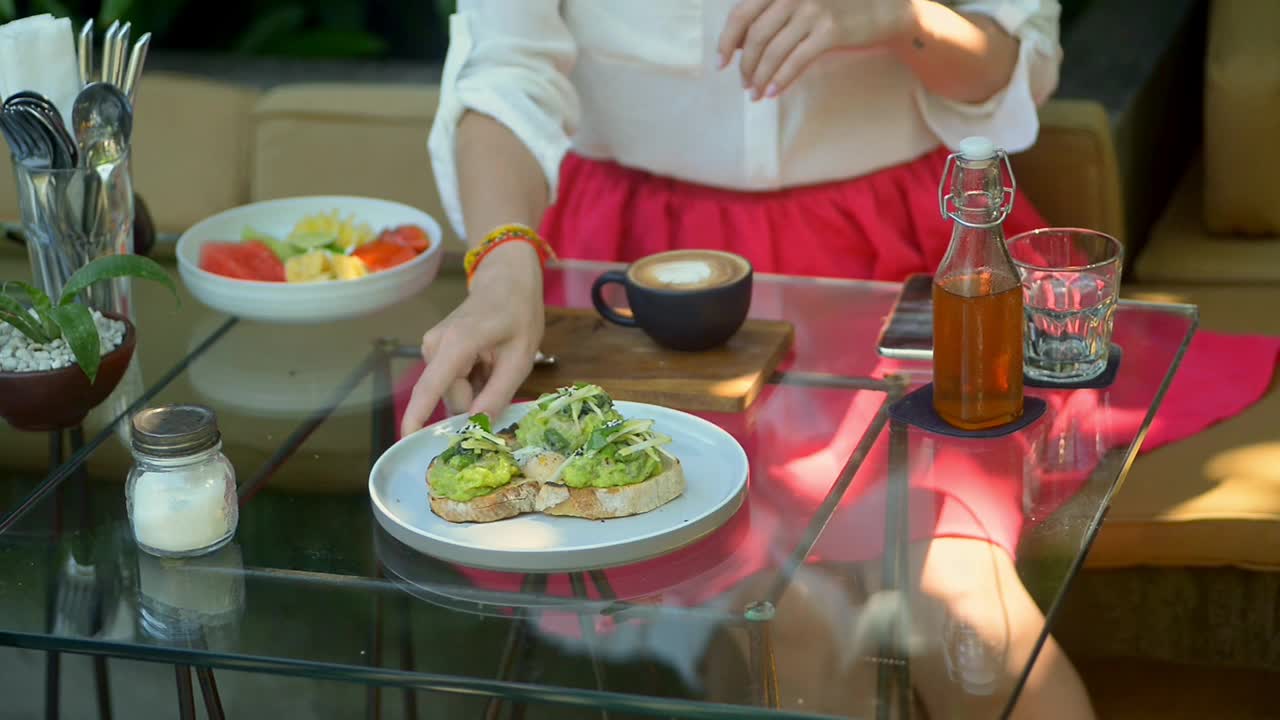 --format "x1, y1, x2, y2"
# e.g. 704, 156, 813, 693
464, 223, 557, 284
